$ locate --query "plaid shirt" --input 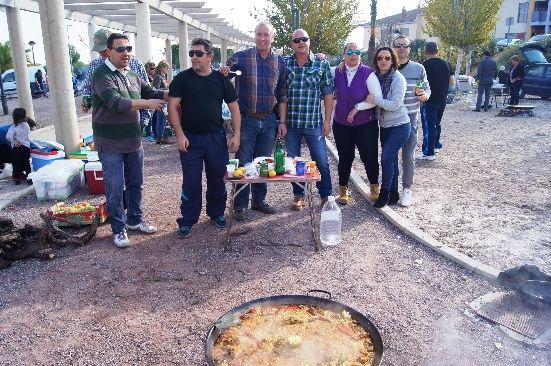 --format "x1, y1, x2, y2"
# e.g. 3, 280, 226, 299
285, 52, 334, 128
84, 57, 153, 123
227, 47, 287, 115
